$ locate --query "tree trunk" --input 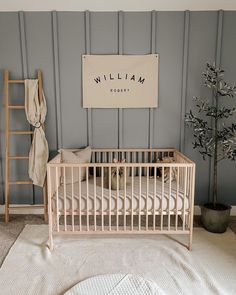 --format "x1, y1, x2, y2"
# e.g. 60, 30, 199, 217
213, 87, 219, 207
213, 145, 218, 207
